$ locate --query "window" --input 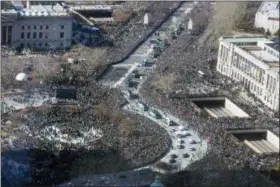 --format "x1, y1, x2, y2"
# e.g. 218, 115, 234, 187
27, 25, 30, 30
60, 32, 64, 38
39, 32, 43, 39
20, 43, 24, 48
61, 25, 64, 29
27, 43, 31, 48
260, 89, 262, 95
39, 43, 42, 47
45, 32, 49, 39
60, 43, 63, 47
40, 25, 43, 30
46, 25, 49, 29
33, 43, 36, 47
45, 43, 48, 47
33, 32, 36, 39
27, 32, 31, 39
254, 85, 256, 91
21, 32, 24, 39
34, 25, 36, 30
21, 25, 24, 30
